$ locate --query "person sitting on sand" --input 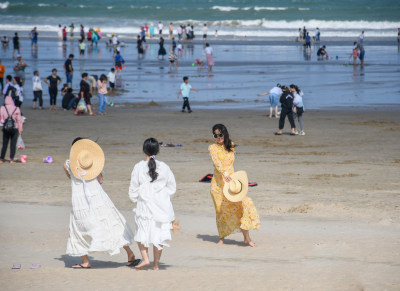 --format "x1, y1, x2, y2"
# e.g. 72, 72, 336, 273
64, 138, 138, 269
258, 83, 282, 118
129, 138, 176, 270
208, 124, 260, 246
